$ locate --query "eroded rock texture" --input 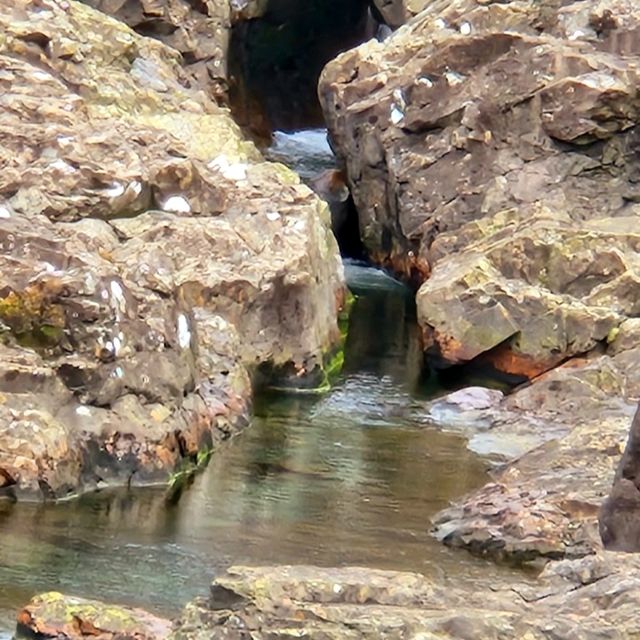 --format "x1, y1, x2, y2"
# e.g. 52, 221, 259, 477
600, 402, 640, 552
428, 334, 640, 562
0, 0, 345, 500
15, 555, 640, 638
15, 592, 171, 640
172, 558, 640, 638
320, 0, 640, 377
81, 0, 233, 103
